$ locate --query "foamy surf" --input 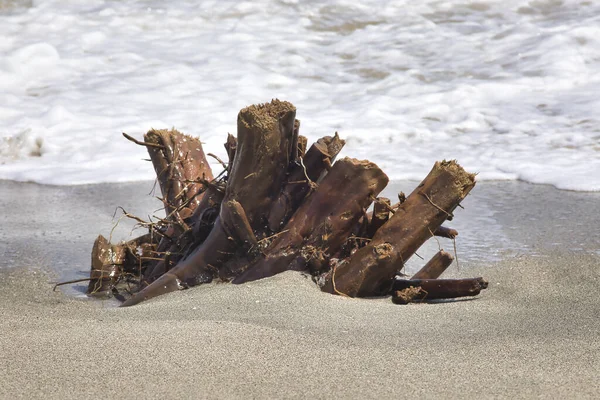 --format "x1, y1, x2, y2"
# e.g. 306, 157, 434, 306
0, 0, 598, 190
